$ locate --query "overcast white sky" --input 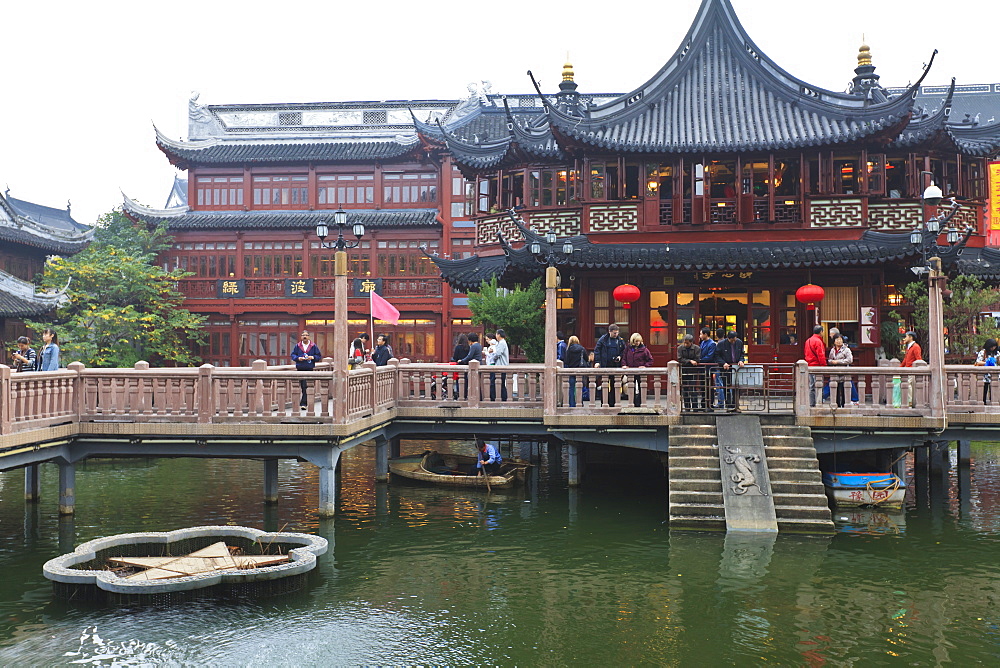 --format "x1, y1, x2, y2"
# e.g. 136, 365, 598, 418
2, 0, 997, 227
